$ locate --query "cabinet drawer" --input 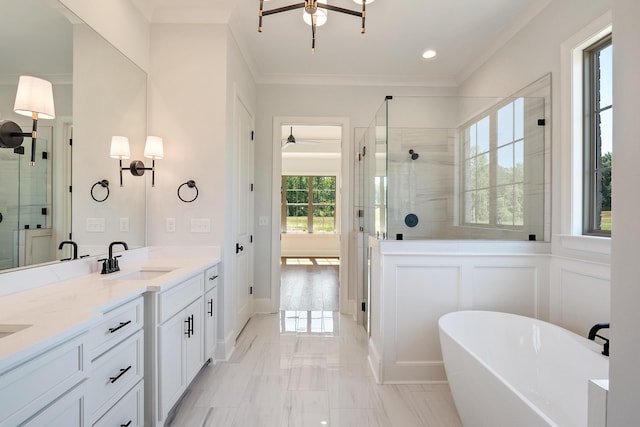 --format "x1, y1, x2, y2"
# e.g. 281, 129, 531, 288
88, 297, 143, 360
93, 380, 143, 427
0, 333, 86, 427
87, 330, 144, 418
158, 275, 203, 323
204, 264, 219, 292
22, 382, 85, 427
